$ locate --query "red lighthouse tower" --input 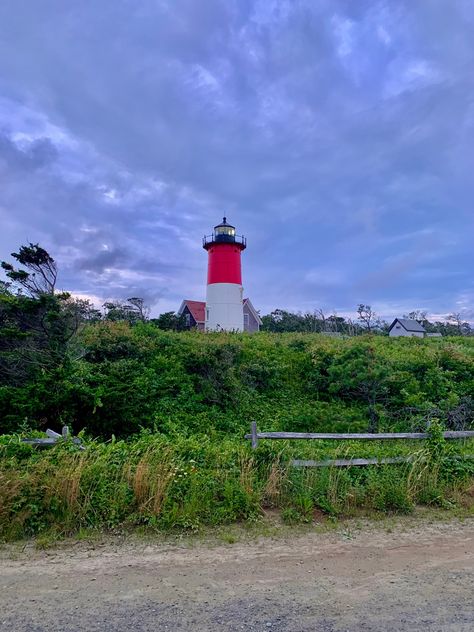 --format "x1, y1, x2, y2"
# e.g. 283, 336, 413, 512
203, 217, 247, 331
